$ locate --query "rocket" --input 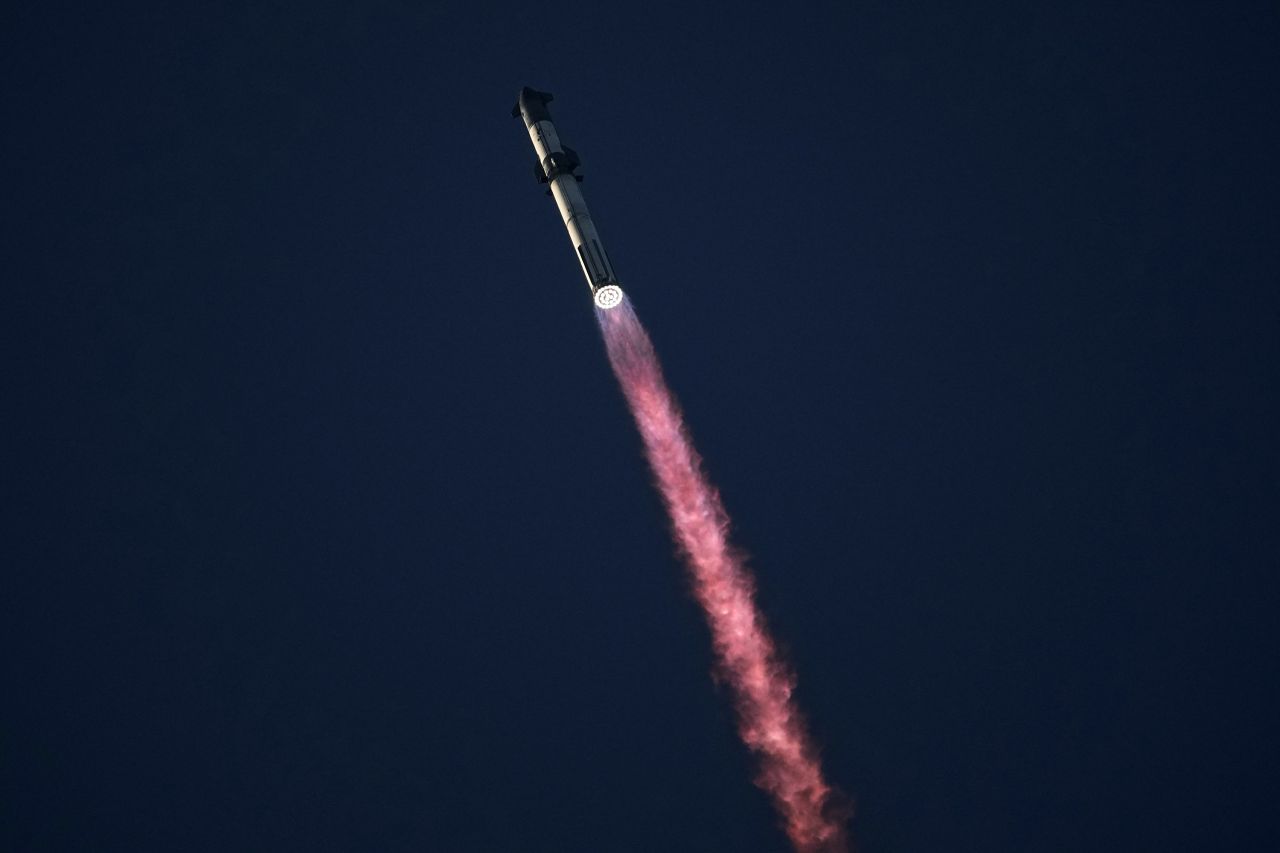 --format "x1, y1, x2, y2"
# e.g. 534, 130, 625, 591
513, 87, 625, 310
